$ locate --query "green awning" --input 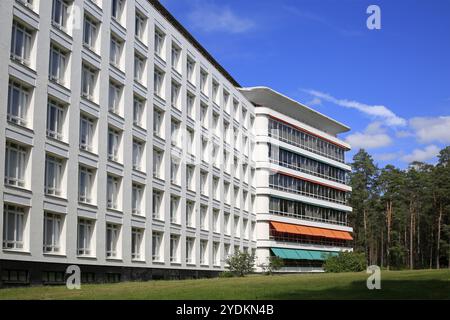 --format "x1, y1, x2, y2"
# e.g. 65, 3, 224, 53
270, 248, 339, 261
